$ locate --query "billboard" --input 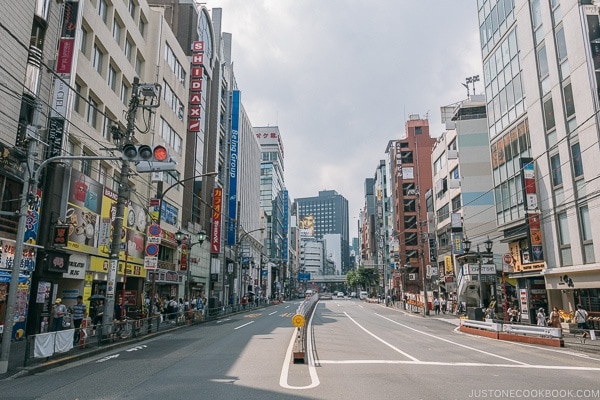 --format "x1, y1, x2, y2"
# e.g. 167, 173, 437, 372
299, 215, 315, 238
227, 90, 240, 246
211, 188, 223, 254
